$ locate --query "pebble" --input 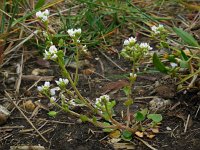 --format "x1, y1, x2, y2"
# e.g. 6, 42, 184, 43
149, 97, 172, 112
0, 105, 10, 125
